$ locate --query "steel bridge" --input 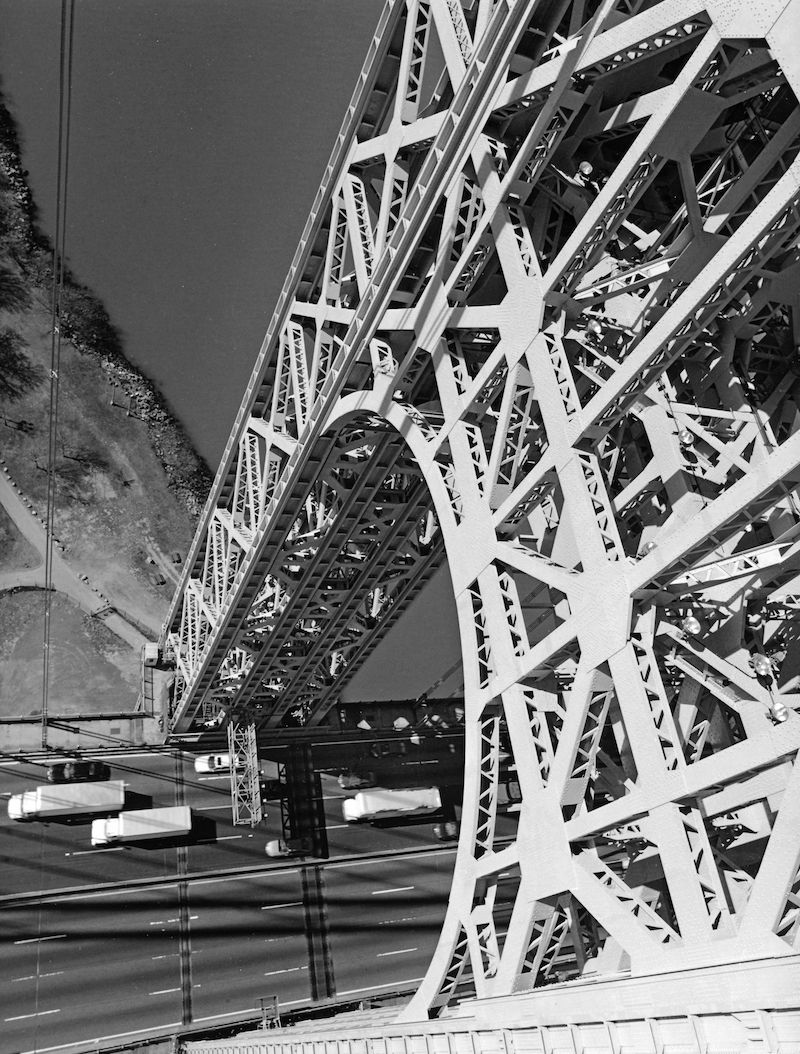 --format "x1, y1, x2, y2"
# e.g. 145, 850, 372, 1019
164, 0, 800, 1040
